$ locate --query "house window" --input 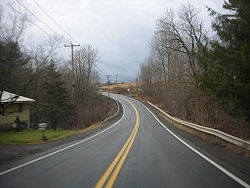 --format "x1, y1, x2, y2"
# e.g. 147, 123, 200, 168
18, 104, 23, 113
